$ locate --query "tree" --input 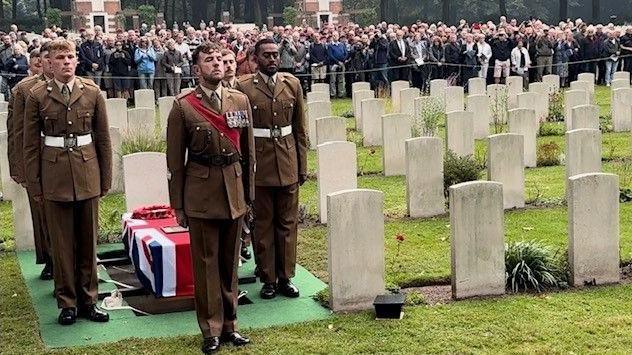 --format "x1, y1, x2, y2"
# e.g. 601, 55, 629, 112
35, 0, 42, 19
559, 0, 567, 21
282, 6, 297, 26
214, 0, 222, 22
498, 0, 507, 16
442, 0, 451, 25
138, 4, 157, 25
592, 0, 600, 22
45, 7, 62, 27
12, 0, 17, 21
190, 0, 208, 26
